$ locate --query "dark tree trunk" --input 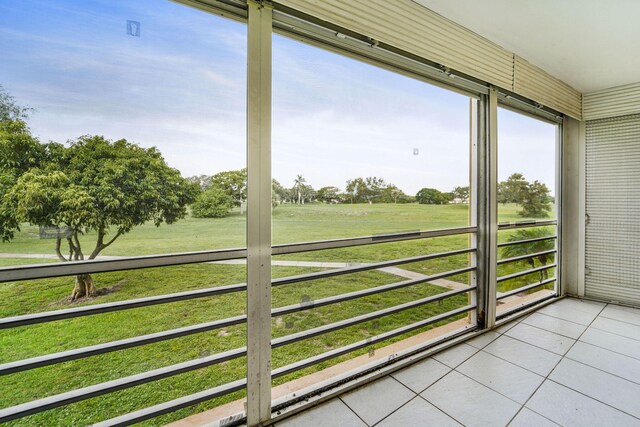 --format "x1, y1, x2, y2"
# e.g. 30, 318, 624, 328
66, 227, 122, 301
